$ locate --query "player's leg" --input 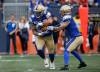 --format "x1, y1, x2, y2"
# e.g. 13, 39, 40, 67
42, 45, 49, 68
45, 35, 56, 69
63, 50, 70, 70
6, 34, 10, 54
35, 36, 46, 64
33, 36, 49, 68
32, 35, 45, 59
12, 33, 17, 54
71, 50, 87, 68
67, 36, 87, 68
60, 38, 74, 70
60, 36, 87, 70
